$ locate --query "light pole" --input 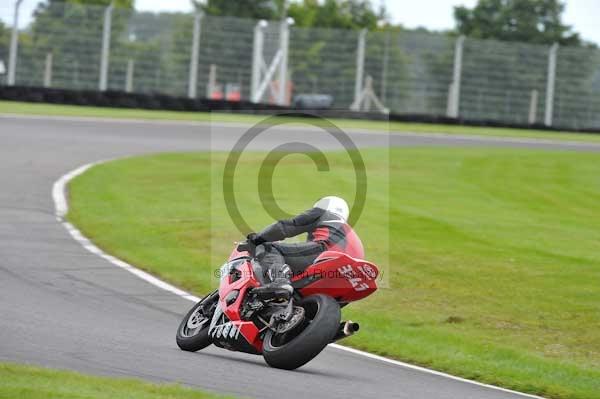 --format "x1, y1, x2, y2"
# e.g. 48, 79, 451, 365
544, 43, 559, 127
277, 17, 293, 106
187, 12, 202, 99
446, 35, 465, 118
99, 1, 114, 91
8, 0, 24, 86
251, 20, 268, 103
